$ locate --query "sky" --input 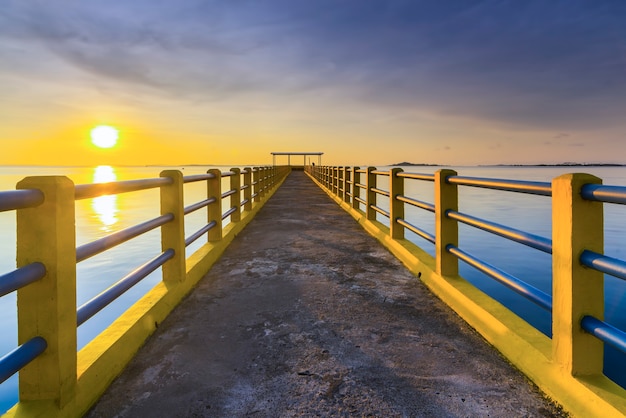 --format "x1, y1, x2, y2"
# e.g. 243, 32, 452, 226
1, 0, 626, 166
